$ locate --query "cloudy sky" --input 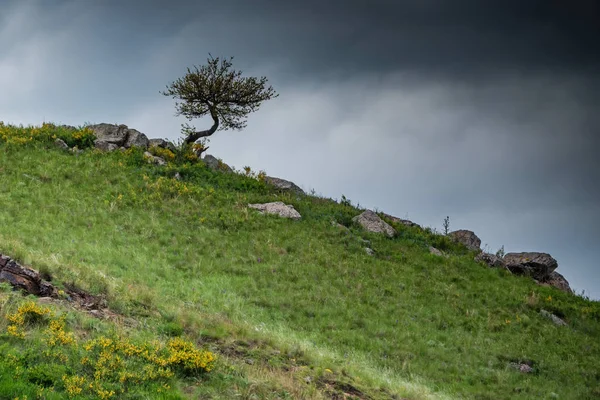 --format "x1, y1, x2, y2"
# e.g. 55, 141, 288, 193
1, 0, 599, 298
